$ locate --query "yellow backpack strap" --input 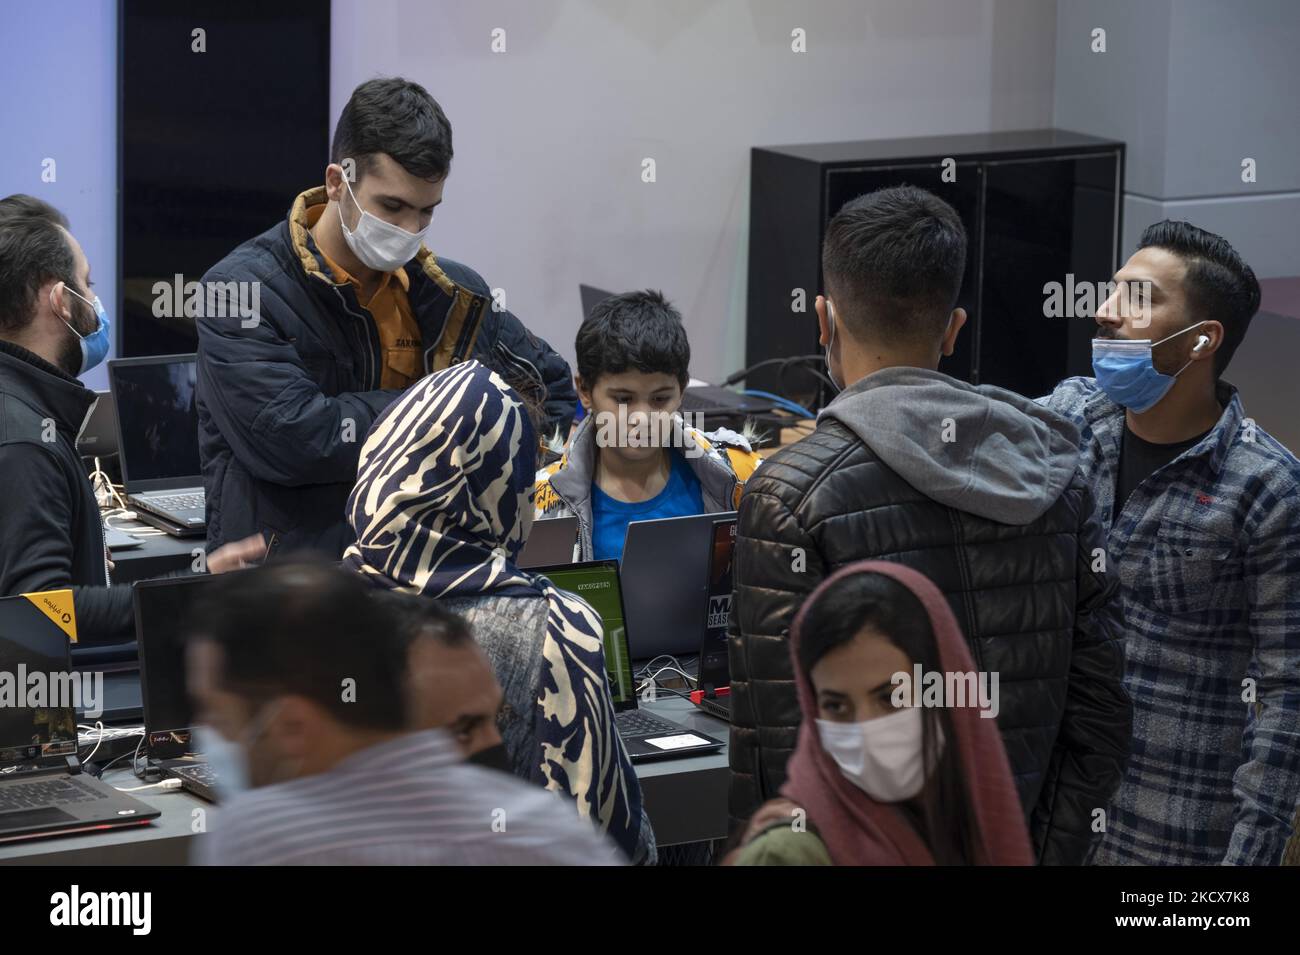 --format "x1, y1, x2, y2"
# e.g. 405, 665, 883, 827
534, 461, 563, 513
724, 447, 762, 509
725, 446, 760, 483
